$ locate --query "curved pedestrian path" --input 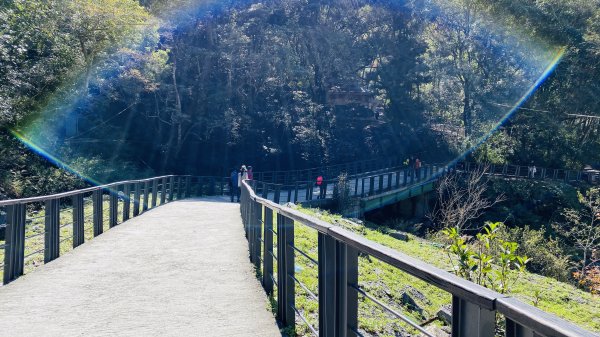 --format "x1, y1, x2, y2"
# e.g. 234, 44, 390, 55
0, 197, 281, 337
